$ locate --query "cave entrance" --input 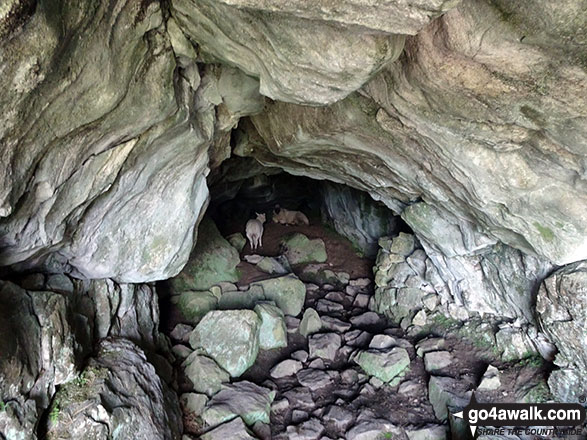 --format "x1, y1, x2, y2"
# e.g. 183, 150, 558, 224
207, 166, 410, 283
